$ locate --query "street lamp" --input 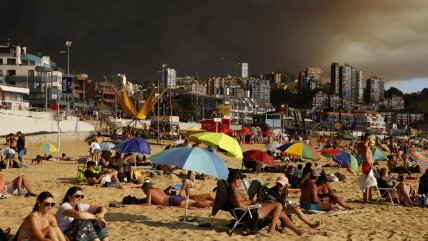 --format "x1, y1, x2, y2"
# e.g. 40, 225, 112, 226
65, 41, 72, 76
